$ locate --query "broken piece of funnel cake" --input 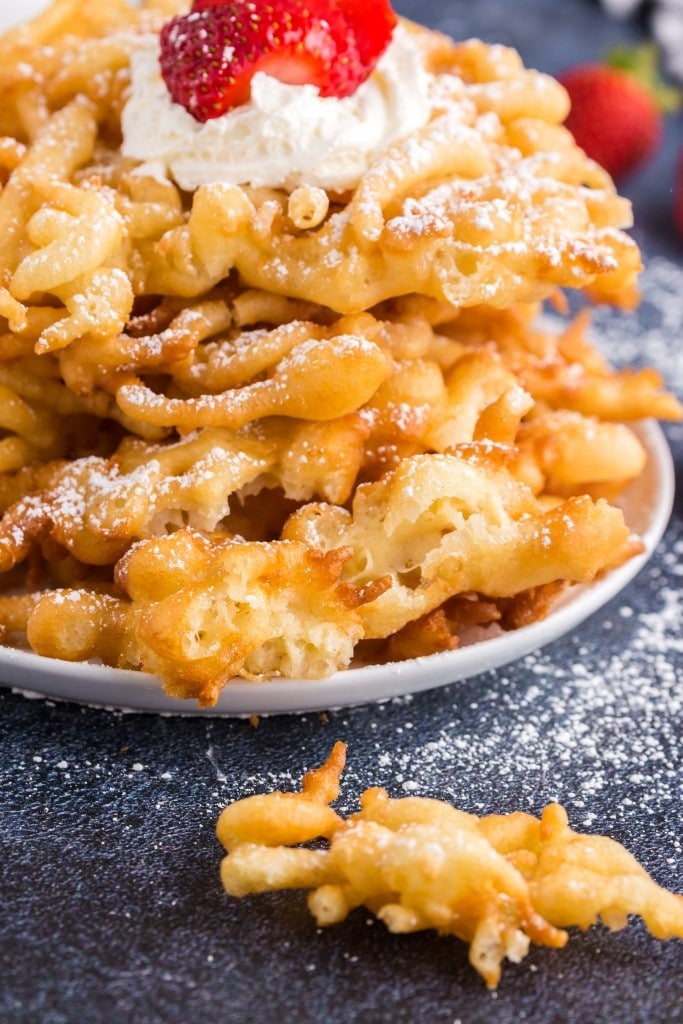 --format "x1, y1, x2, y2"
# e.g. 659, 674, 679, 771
216, 744, 683, 989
